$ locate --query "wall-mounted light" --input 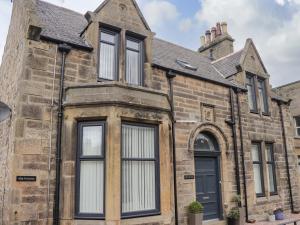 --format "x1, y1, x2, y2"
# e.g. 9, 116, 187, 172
0, 101, 11, 122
